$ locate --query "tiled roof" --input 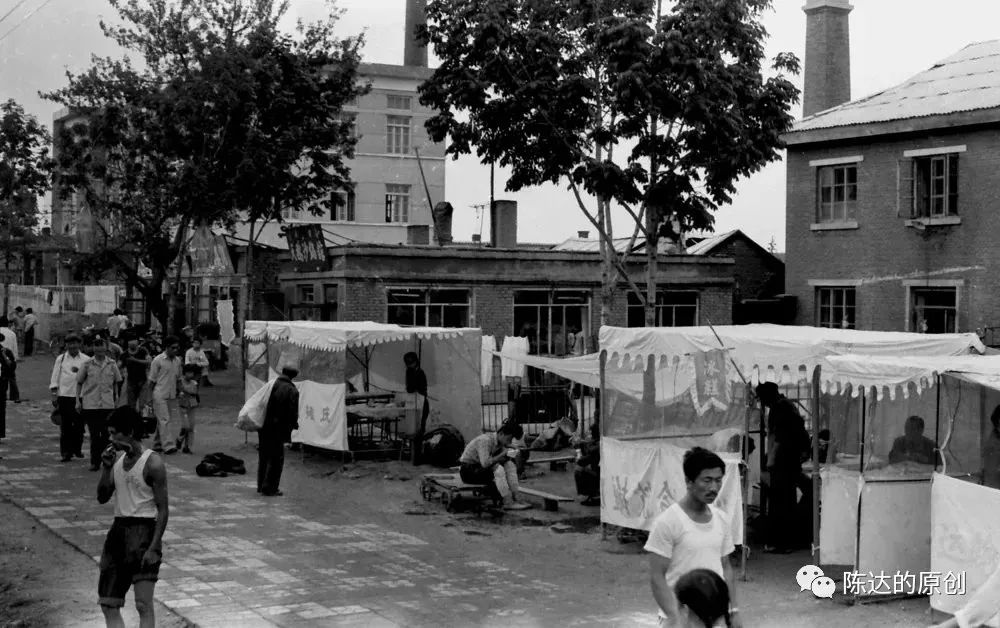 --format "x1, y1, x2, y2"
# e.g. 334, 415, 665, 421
792, 40, 1000, 133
